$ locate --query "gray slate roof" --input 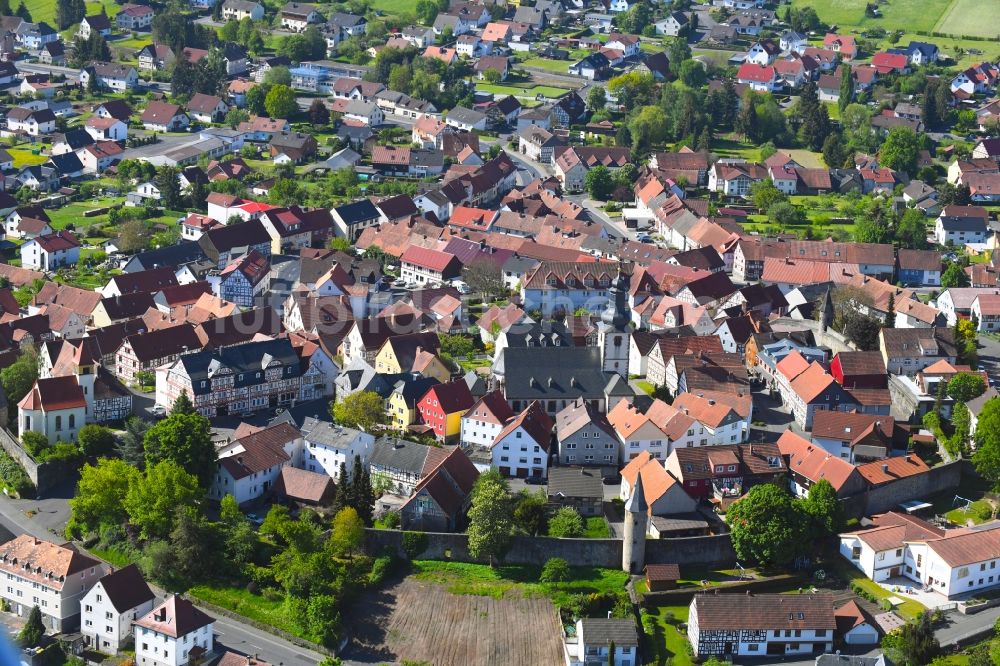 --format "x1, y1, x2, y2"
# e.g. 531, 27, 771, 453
580, 618, 639, 646
547, 467, 603, 499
